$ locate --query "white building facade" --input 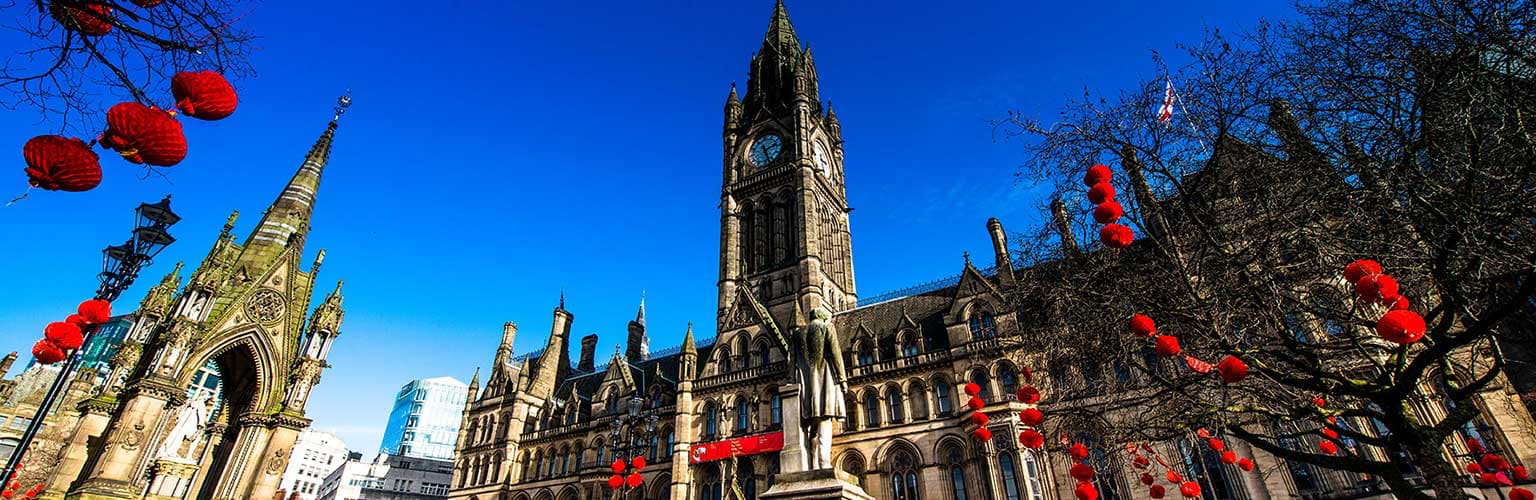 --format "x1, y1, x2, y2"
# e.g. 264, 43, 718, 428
279, 429, 351, 500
